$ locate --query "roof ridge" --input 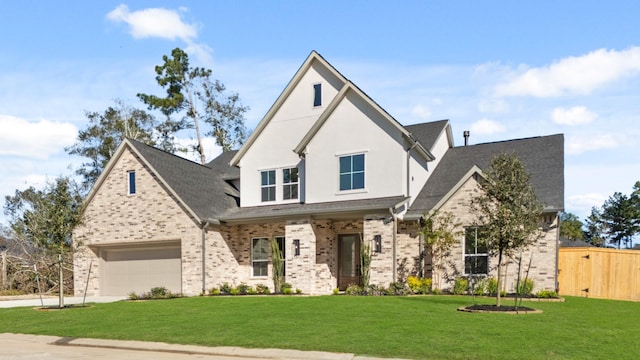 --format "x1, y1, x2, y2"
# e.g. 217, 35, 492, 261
126, 137, 214, 170
455, 133, 563, 148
